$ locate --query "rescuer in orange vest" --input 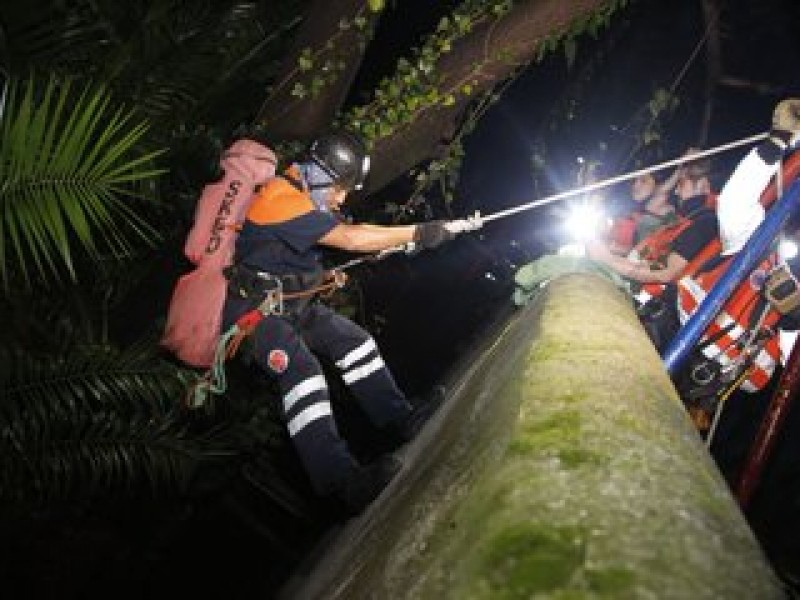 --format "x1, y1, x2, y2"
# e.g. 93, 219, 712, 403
221, 131, 482, 513
670, 100, 800, 430
596, 100, 800, 432
588, 156, 718, 348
